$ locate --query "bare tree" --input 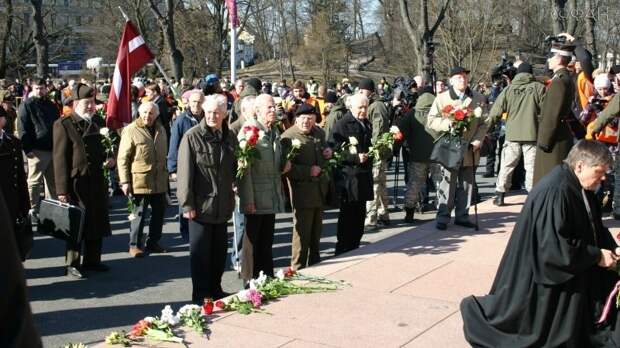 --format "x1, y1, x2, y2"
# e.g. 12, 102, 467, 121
583, 0, 597, 62
399, 0, 451, 81
148, 0, 183, 80
0, 0, 13, 77
30, 0, 48, 77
